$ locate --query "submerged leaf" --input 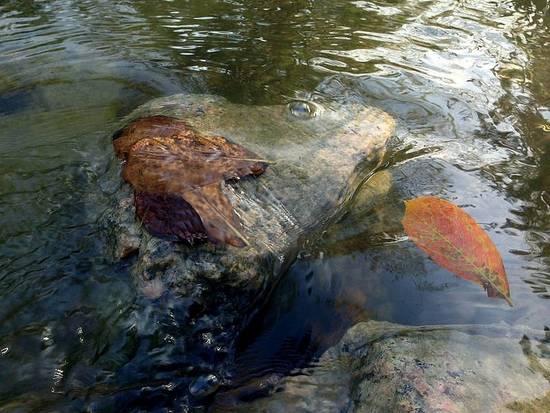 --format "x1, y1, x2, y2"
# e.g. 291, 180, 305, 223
113, 115, 192, 160
134, 191, 208, 244
113, 116, 268, 246
402, 196, 512, 306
